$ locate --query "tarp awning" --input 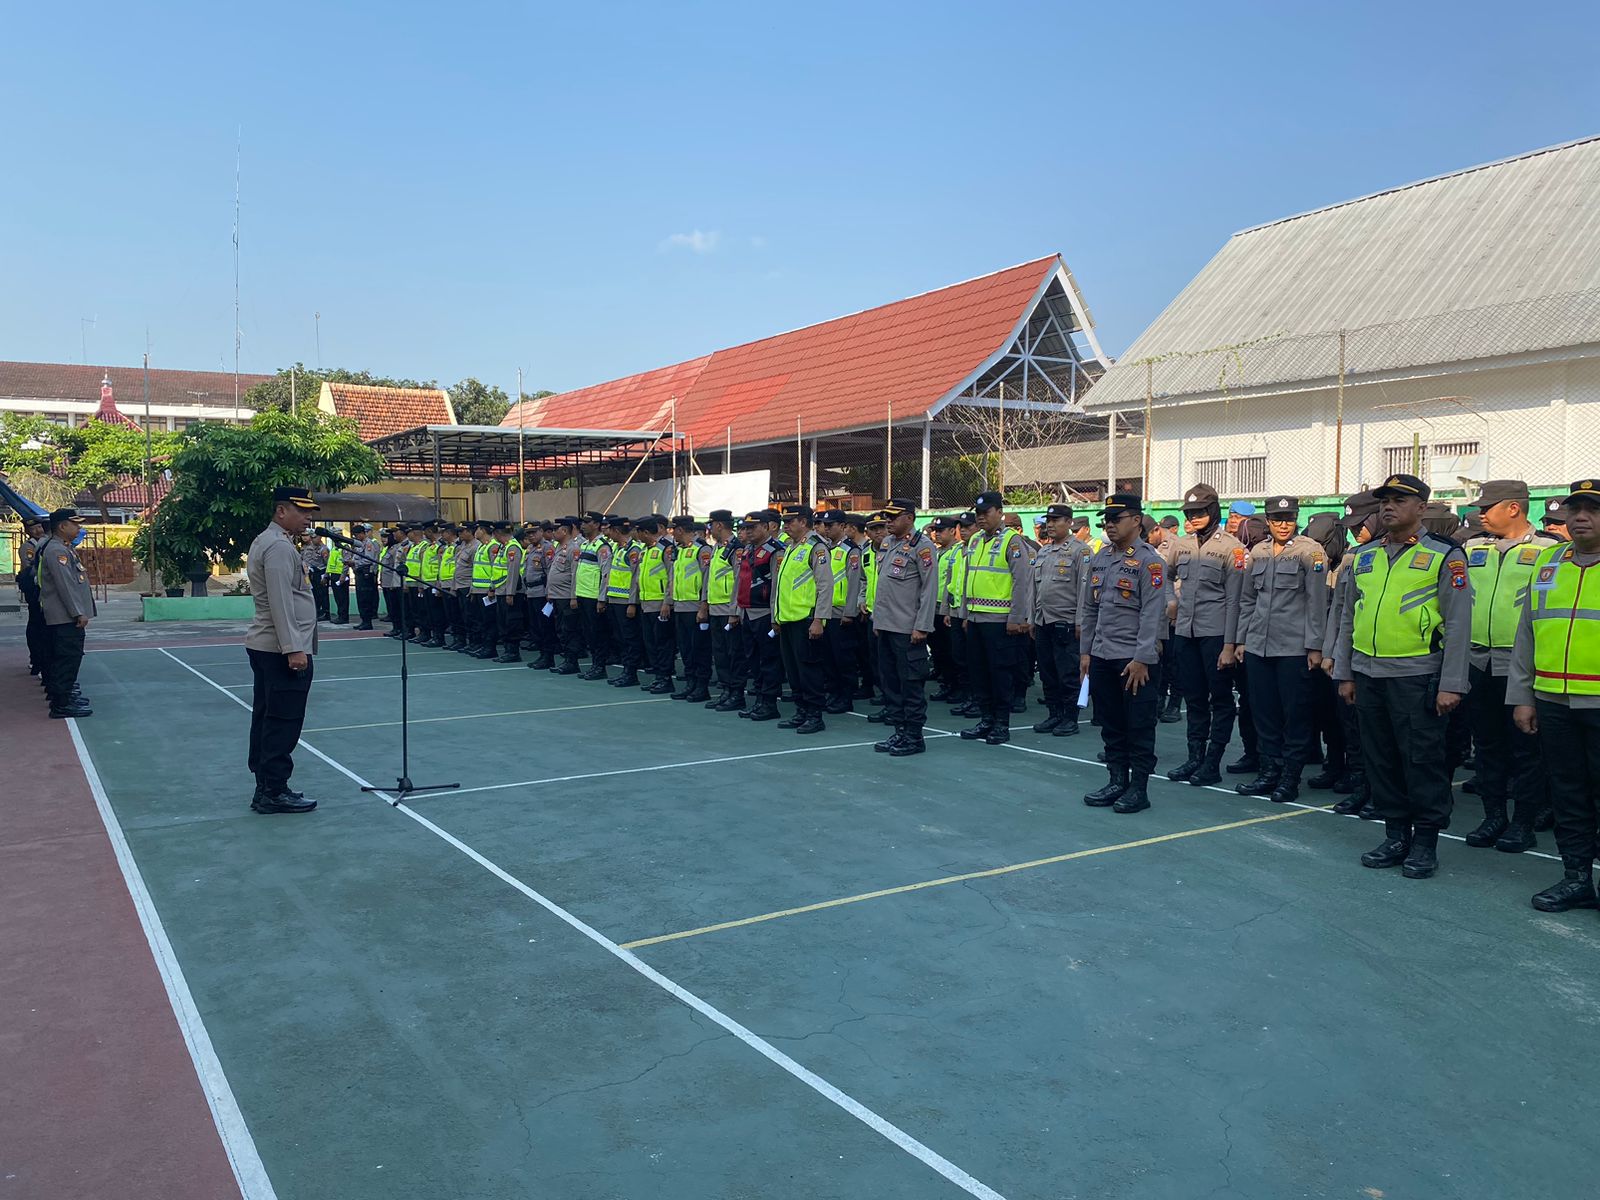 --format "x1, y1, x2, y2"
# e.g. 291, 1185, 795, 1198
310, 491, 440, 521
